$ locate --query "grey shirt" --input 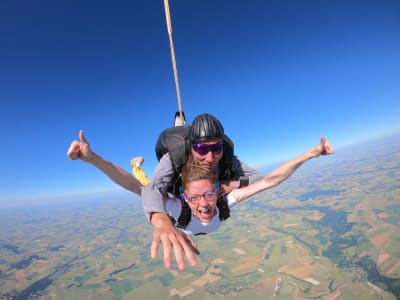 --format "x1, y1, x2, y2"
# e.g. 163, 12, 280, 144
141, 152, 263, 220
